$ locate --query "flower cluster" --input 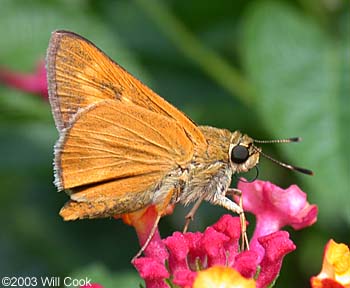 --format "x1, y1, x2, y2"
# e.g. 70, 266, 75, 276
134, 215, 298, 288
128, 180, 318, 288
